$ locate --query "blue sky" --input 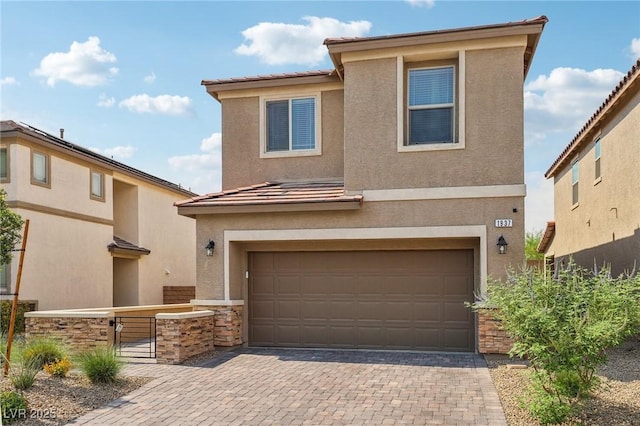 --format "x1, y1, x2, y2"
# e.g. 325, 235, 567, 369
1, 1, 639, 232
